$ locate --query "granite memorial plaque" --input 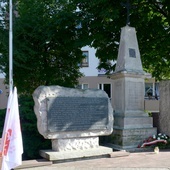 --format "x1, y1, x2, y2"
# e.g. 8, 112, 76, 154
129, 48, 136, 58
33, 85, 113, 140
47, 97, 108, 132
